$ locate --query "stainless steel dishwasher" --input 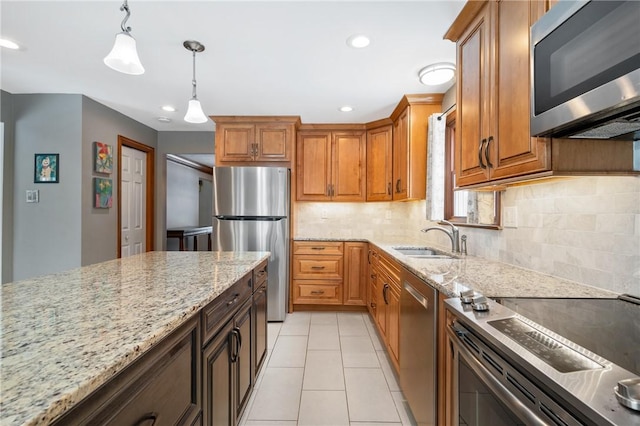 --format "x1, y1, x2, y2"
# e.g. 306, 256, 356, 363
400, 268, 437, 426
